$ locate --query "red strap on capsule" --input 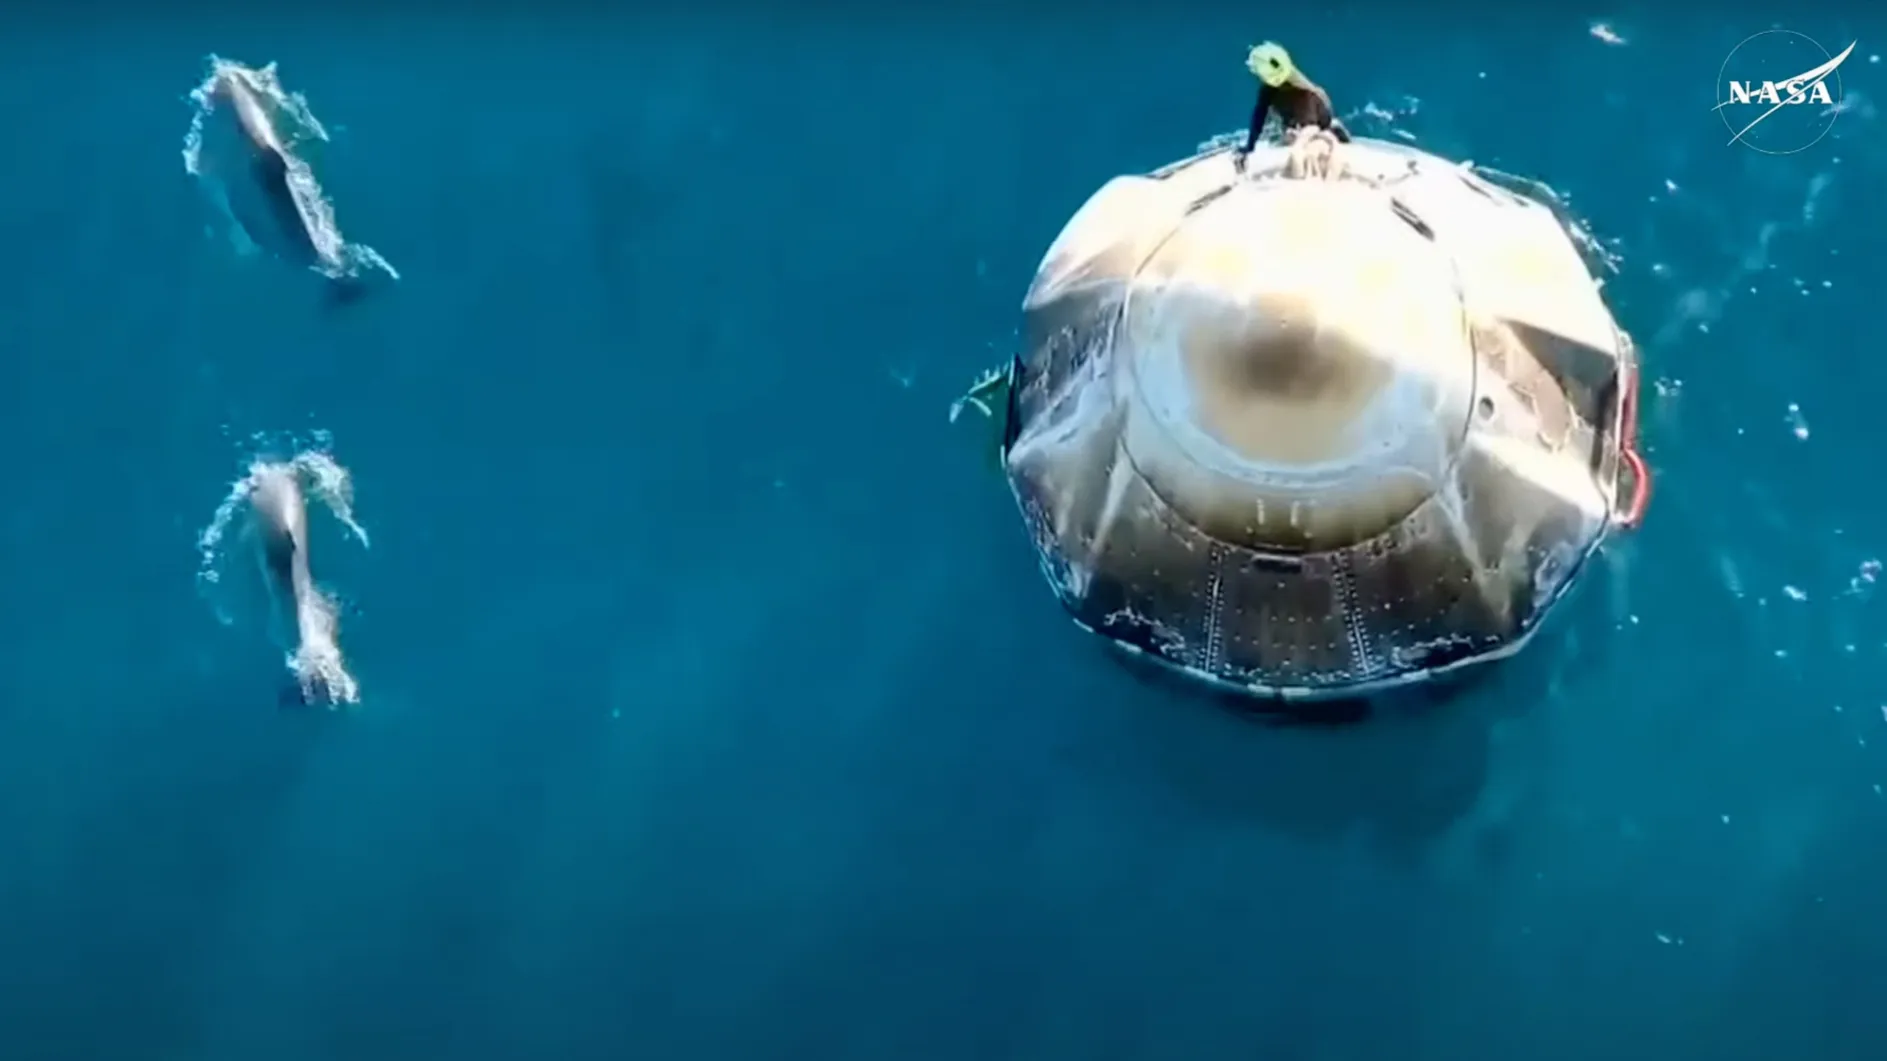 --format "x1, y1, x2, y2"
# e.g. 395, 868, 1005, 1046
1616, 360, 1651, 529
